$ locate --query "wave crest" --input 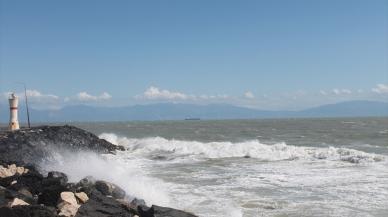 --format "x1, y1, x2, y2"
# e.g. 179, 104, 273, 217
99, 133, 384, 163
